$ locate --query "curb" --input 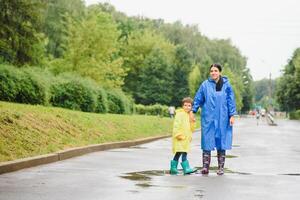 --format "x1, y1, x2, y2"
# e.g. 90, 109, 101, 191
0, 135, 170, 175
